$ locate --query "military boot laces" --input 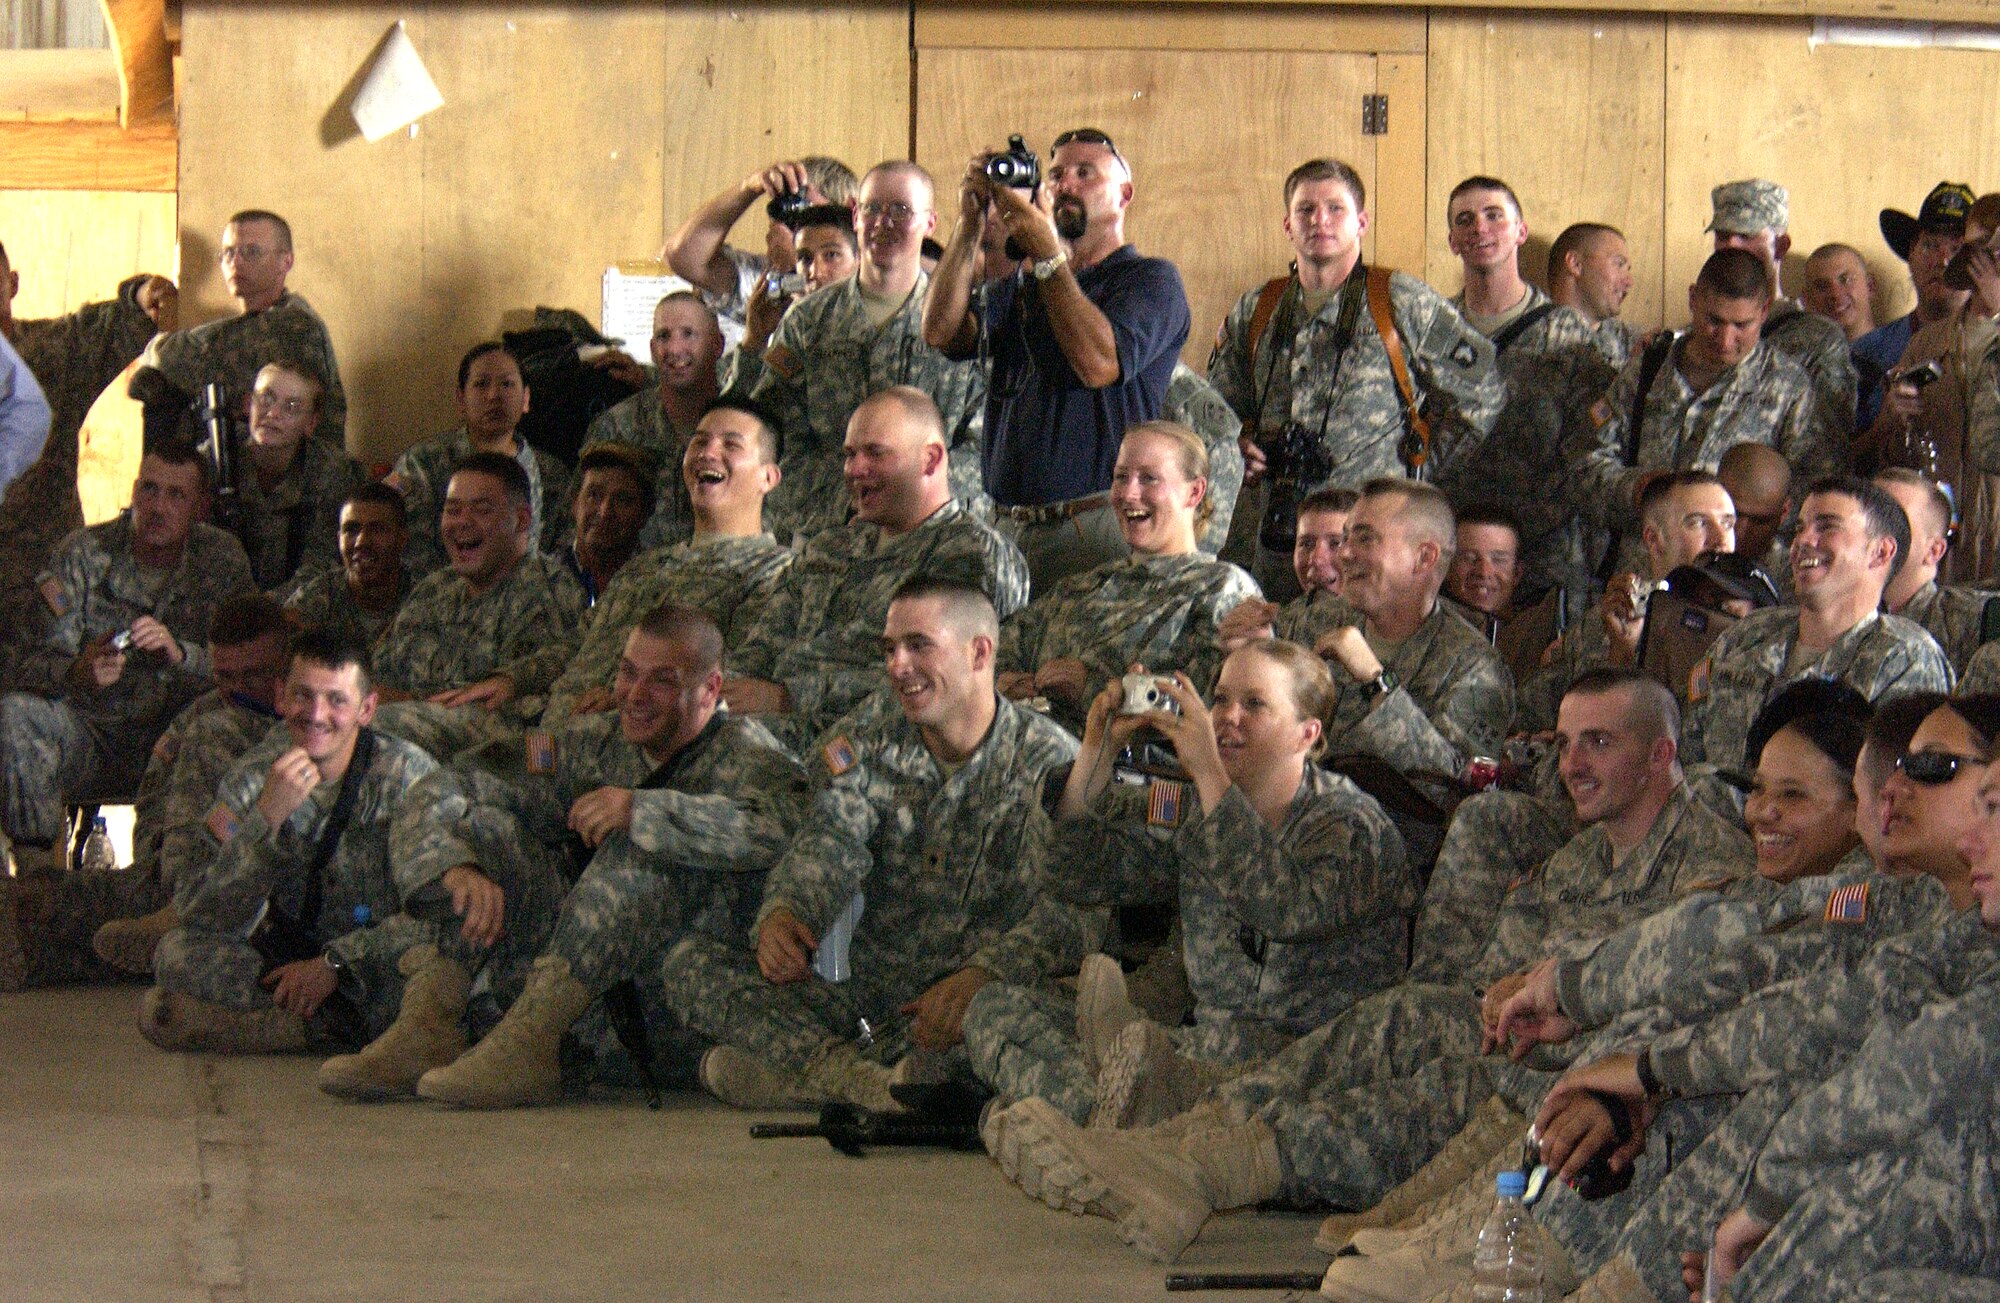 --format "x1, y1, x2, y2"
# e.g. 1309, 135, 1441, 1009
317, 944, 469, 1101
415, 953, 592, 1109
799, 1040, 907, 1115
699, 1045, 822, 1111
